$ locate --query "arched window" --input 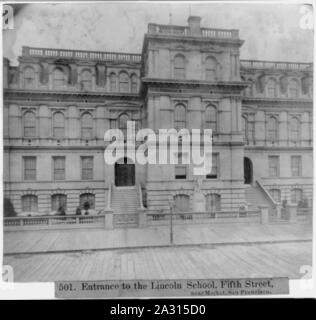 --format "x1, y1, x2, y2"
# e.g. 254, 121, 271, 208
174, 54, 185, 79
52, 112, 65, 139
119, 113, 129, 137
291, 188, 303, 204
245, 79, 254, 96
52, 68, 65, 90
174, 104, 186, 130
131, 74, 138, 93
289, 117, 300, 142
119, 72, 129, 92
205, 105, 217, 131
205, 56, 217, 81
81, 112, 93, 140
174, 194, 190, 212
110, 73, 117, 91
80, 70, 92, 91
267, 116, 277, 142
302, 76, 312, 97
289, 79, 299, 98
51, 194, 67, 212
23, 111, 36, 137
22, 195, 38, 212
269, 189, 281, 203
80, 193, 95, 209
267, 78, 277, 97
24, 67, 35, 89
205, 194, 221, 212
